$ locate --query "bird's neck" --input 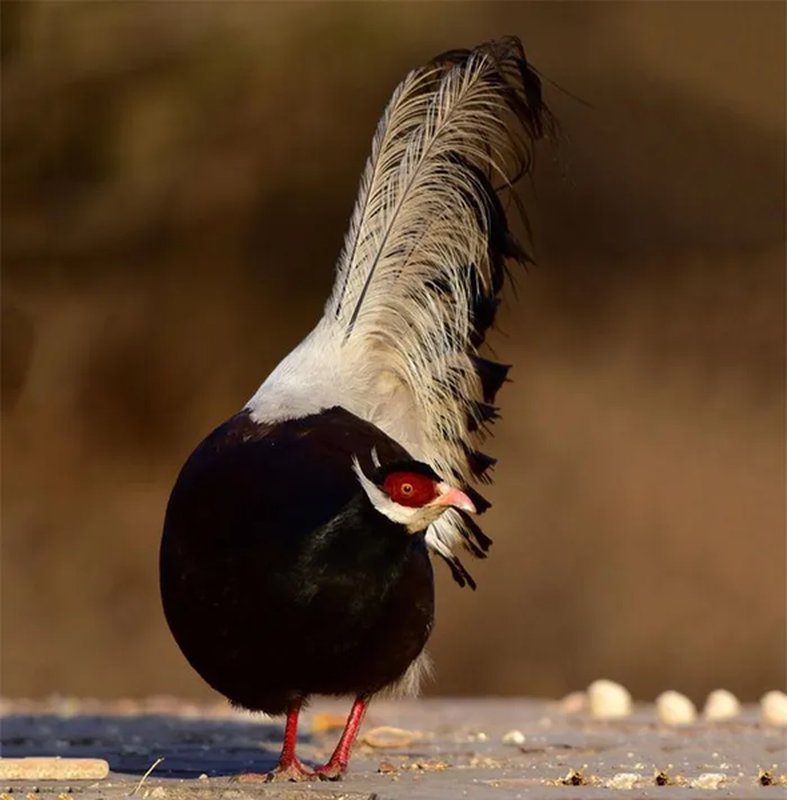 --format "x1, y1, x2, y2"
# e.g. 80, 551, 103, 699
302, 493, 421, 579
